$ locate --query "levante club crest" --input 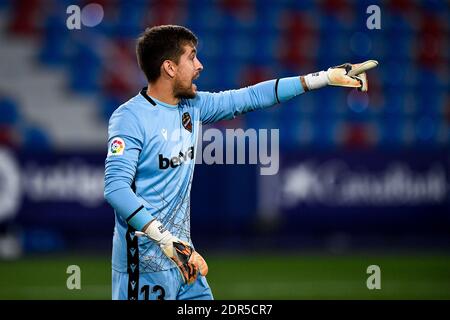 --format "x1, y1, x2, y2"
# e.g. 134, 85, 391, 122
182, 112, 192, 133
